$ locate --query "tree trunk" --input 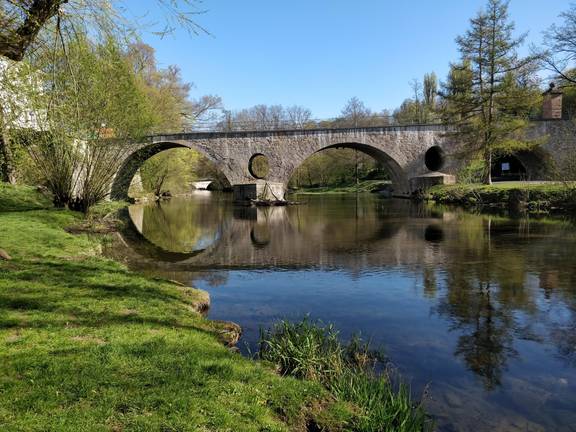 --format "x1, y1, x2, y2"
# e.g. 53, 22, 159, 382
483, 147, 492, 185
0, 125, 16, 184
0, 0, 68, 61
